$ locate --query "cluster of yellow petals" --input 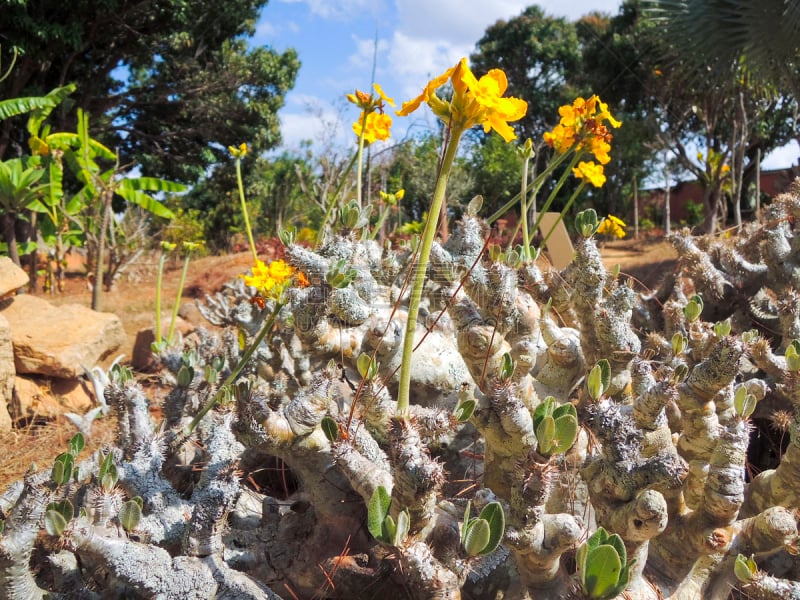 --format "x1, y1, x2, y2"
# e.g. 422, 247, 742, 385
396, 57, 527, 142
349, 83, 395, 144
572, 160, 607, 188
241, 259, 295, 299
352, 111, 393, 144
543, 95, 621, 164
596, 214, 627, 238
